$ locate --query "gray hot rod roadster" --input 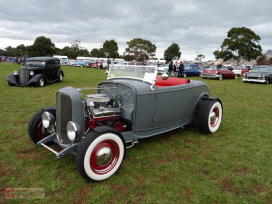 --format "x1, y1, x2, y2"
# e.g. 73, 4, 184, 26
28, 65, 223, 181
